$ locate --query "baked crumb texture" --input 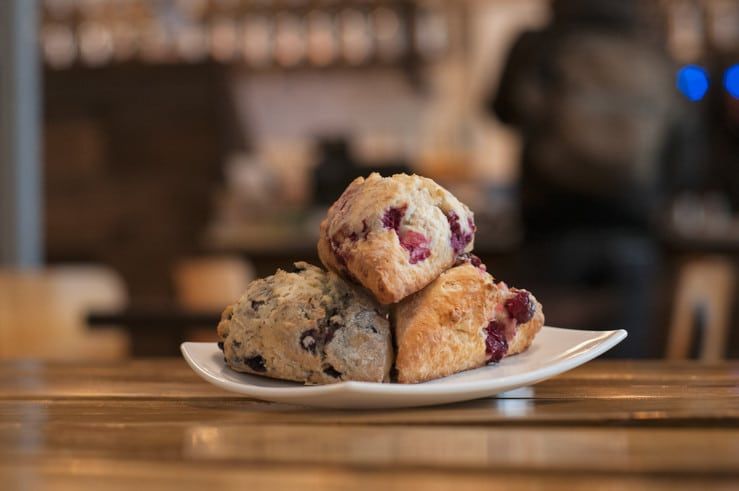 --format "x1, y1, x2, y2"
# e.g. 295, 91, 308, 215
217, 262, 393, 384
318, 173, 476, 304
